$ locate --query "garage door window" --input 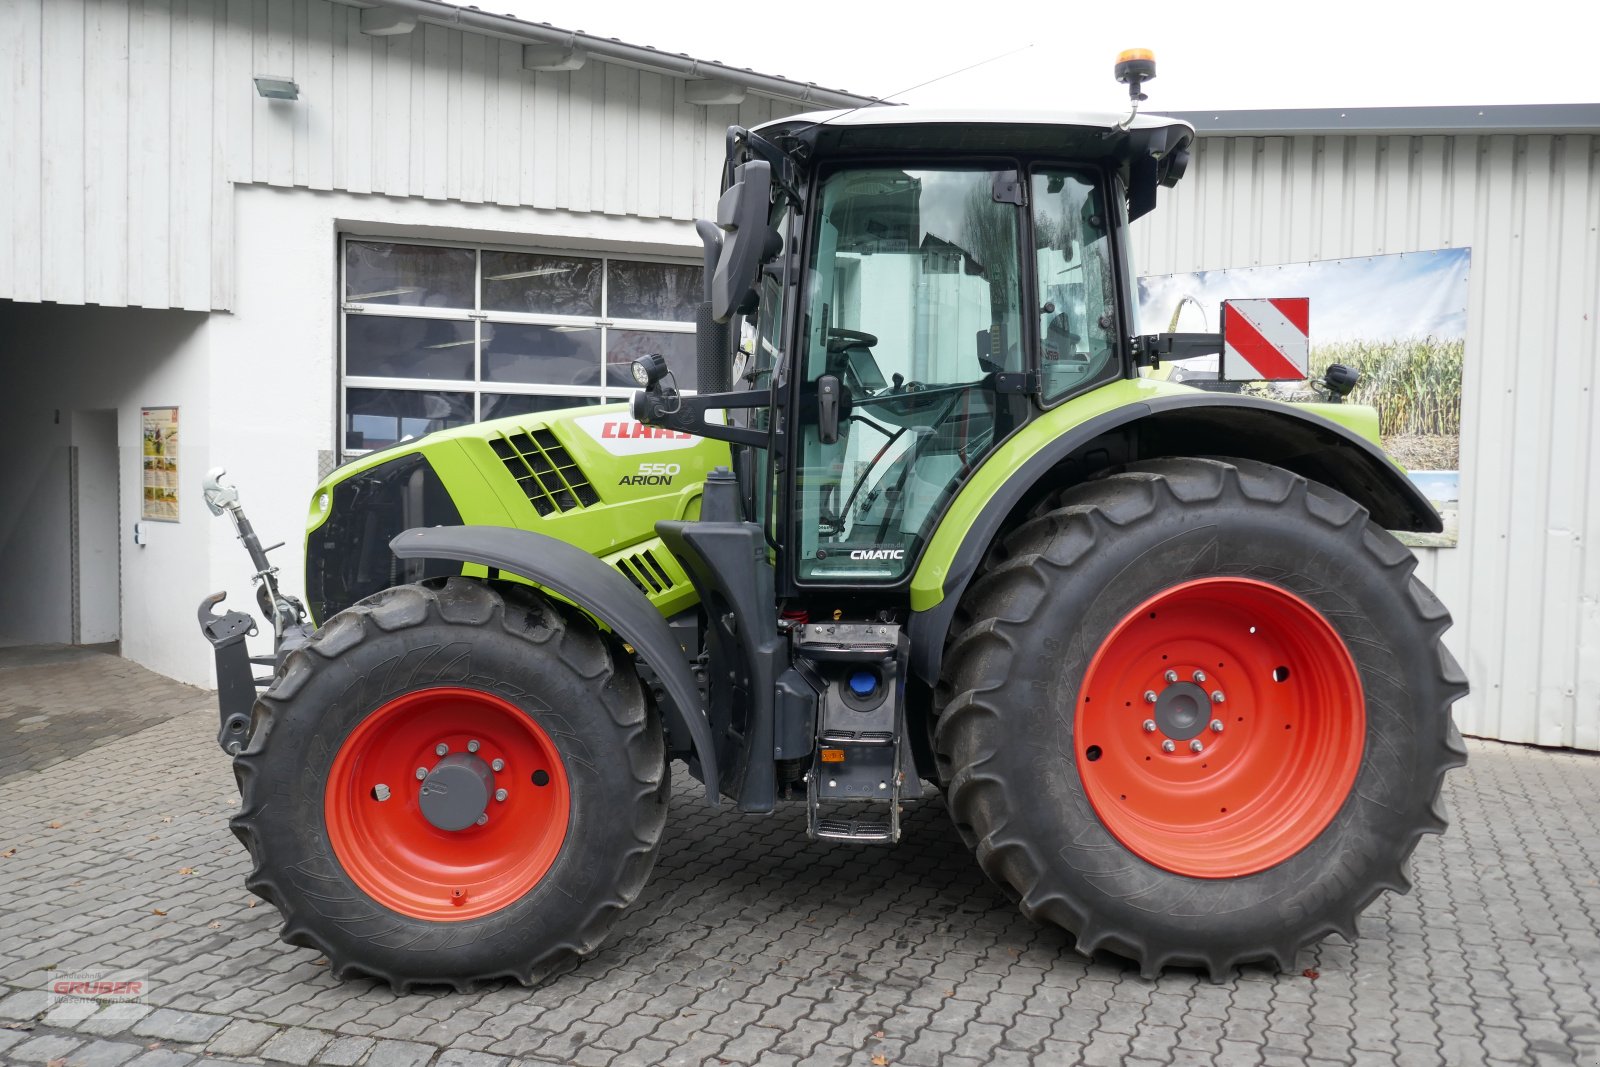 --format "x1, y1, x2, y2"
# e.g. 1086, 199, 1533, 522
341, 238, 699, 456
